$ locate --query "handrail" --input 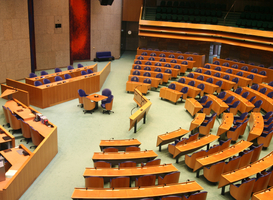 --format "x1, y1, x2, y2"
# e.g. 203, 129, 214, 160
224, 0, 237, 25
